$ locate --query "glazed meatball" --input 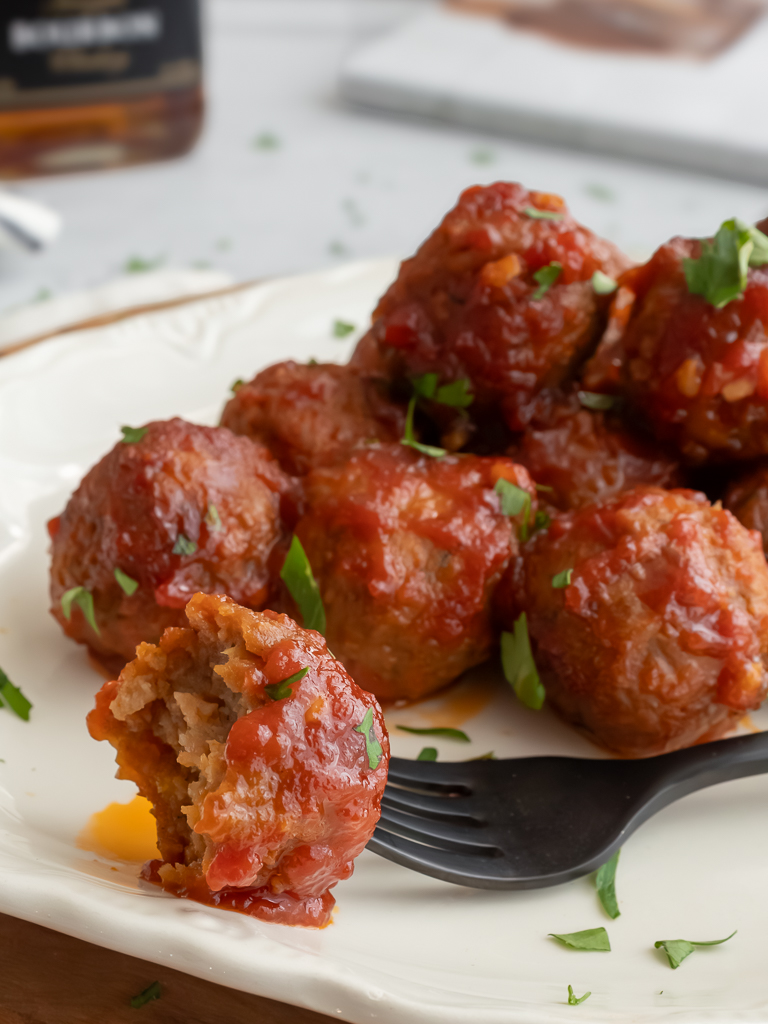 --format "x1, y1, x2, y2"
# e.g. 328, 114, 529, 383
220, 360, 406, 476
725, 464, 768, 553
508, 486, 768, 757
87, 593, 388, 927
352, 181, 630, 432
510, 390, 682, 510
49, 419, 298, 663
294, 443, 536, 701
583, 229, 768, 463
